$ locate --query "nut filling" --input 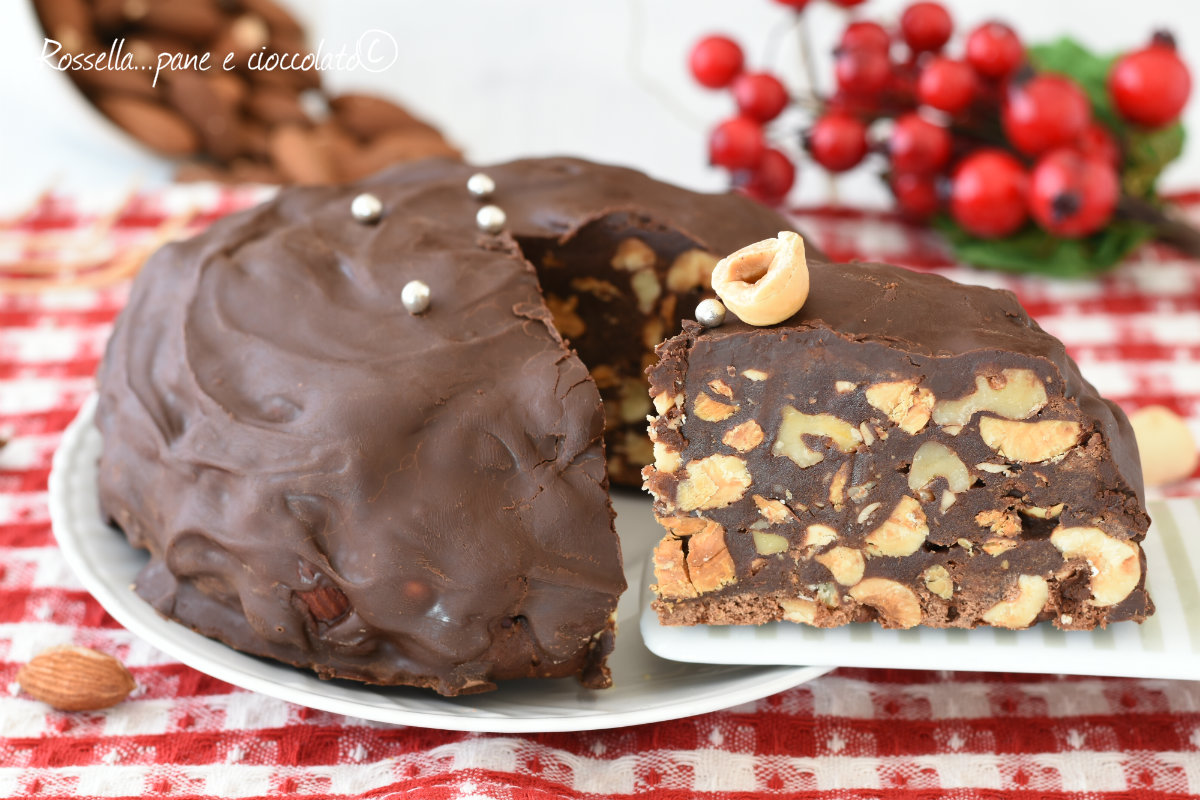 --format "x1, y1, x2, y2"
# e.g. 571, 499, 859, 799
645, 261, 1153, 632
519, 213, 727, 487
